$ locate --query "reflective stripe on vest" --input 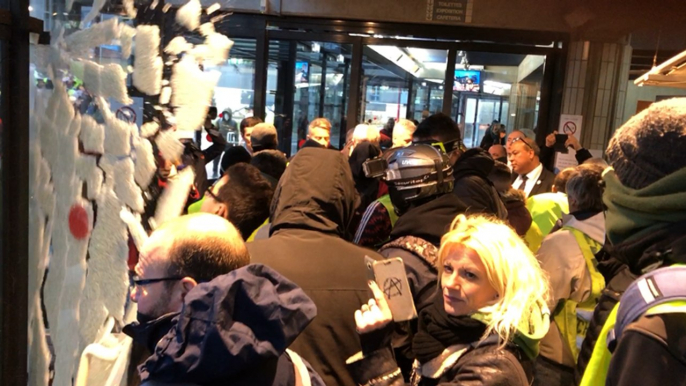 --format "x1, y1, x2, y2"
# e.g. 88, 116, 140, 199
579, 303, 618, 386
377, 194, 399, 227
552, 226, 605, 362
